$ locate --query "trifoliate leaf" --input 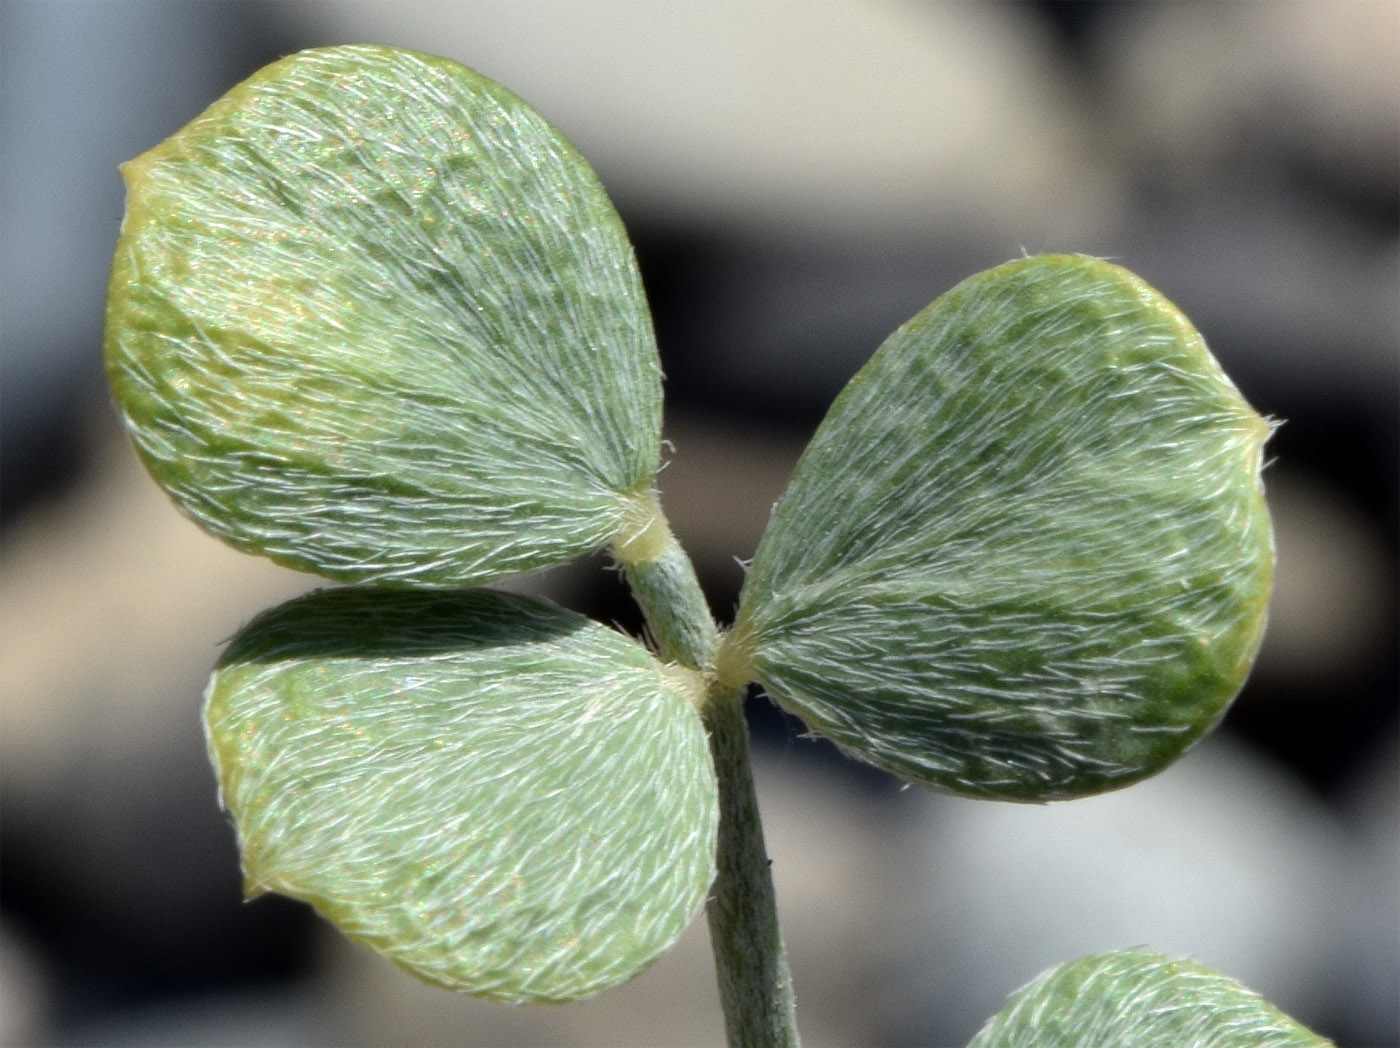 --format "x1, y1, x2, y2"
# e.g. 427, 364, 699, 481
205, 587, 716, 1002
966, 949, 1331, 1047
725, 255, 1273, 800
105, 45, 661, 585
